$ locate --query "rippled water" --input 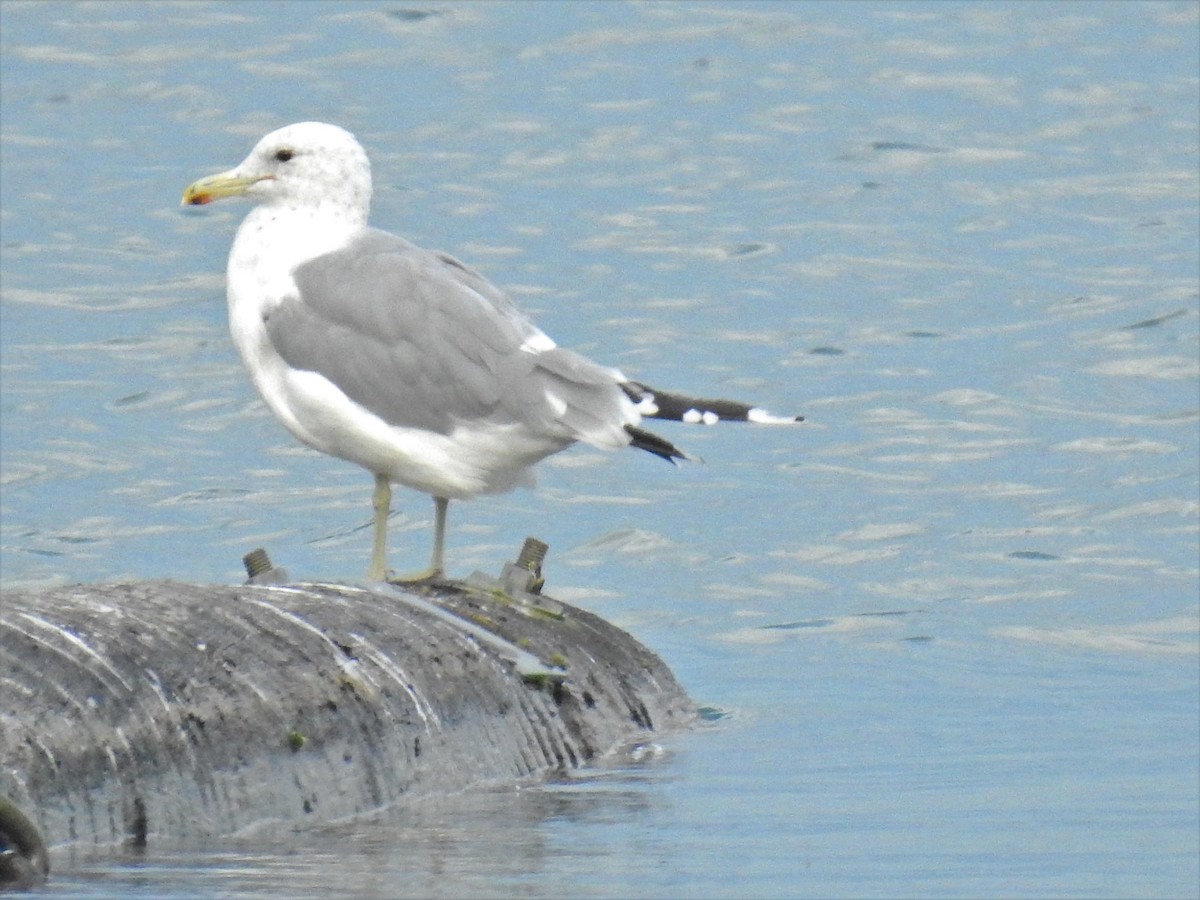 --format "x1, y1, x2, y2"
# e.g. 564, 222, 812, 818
2, 1, 1198, 897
